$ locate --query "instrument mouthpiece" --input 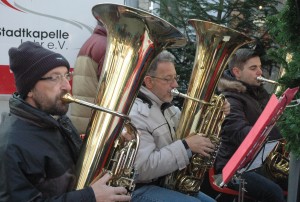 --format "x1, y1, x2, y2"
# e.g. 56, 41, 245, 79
61, 93, 74, 103
257, 76, 279, 85
171, 89, 212, 105
171, 88, 180, 96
